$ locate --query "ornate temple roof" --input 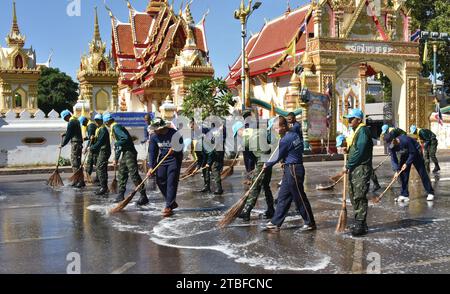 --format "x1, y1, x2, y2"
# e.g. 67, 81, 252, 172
226, 4, 312, 87
109, 0, 209, 88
